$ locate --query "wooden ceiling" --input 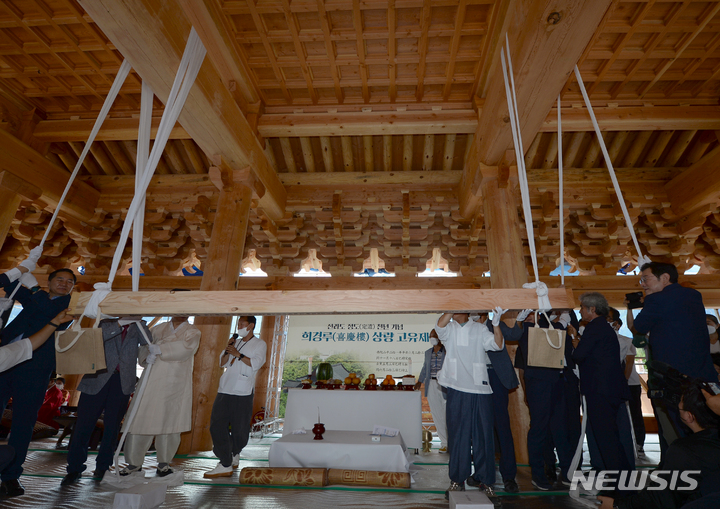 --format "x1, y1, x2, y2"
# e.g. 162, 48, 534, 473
2, 0, 720, 283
